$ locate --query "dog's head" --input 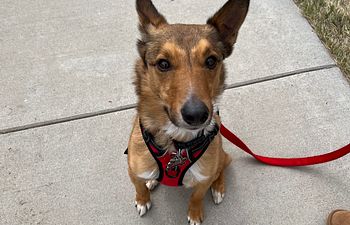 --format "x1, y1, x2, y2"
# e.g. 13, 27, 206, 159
135, 0, 249, 139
